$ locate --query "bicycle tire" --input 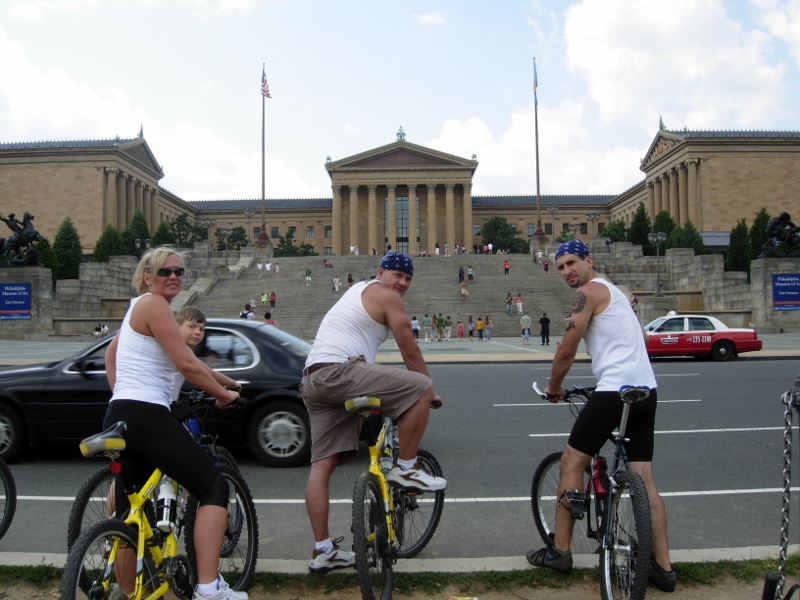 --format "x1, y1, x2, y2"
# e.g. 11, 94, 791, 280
394, 448, 444, 559
212, 446, 238, 472
0, 457, 16, 540
599, 470, 652, 600
60, 518, 158, 600
352, 471, 393, 600
530, 451, 600, 557
184, 464, 259, 591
